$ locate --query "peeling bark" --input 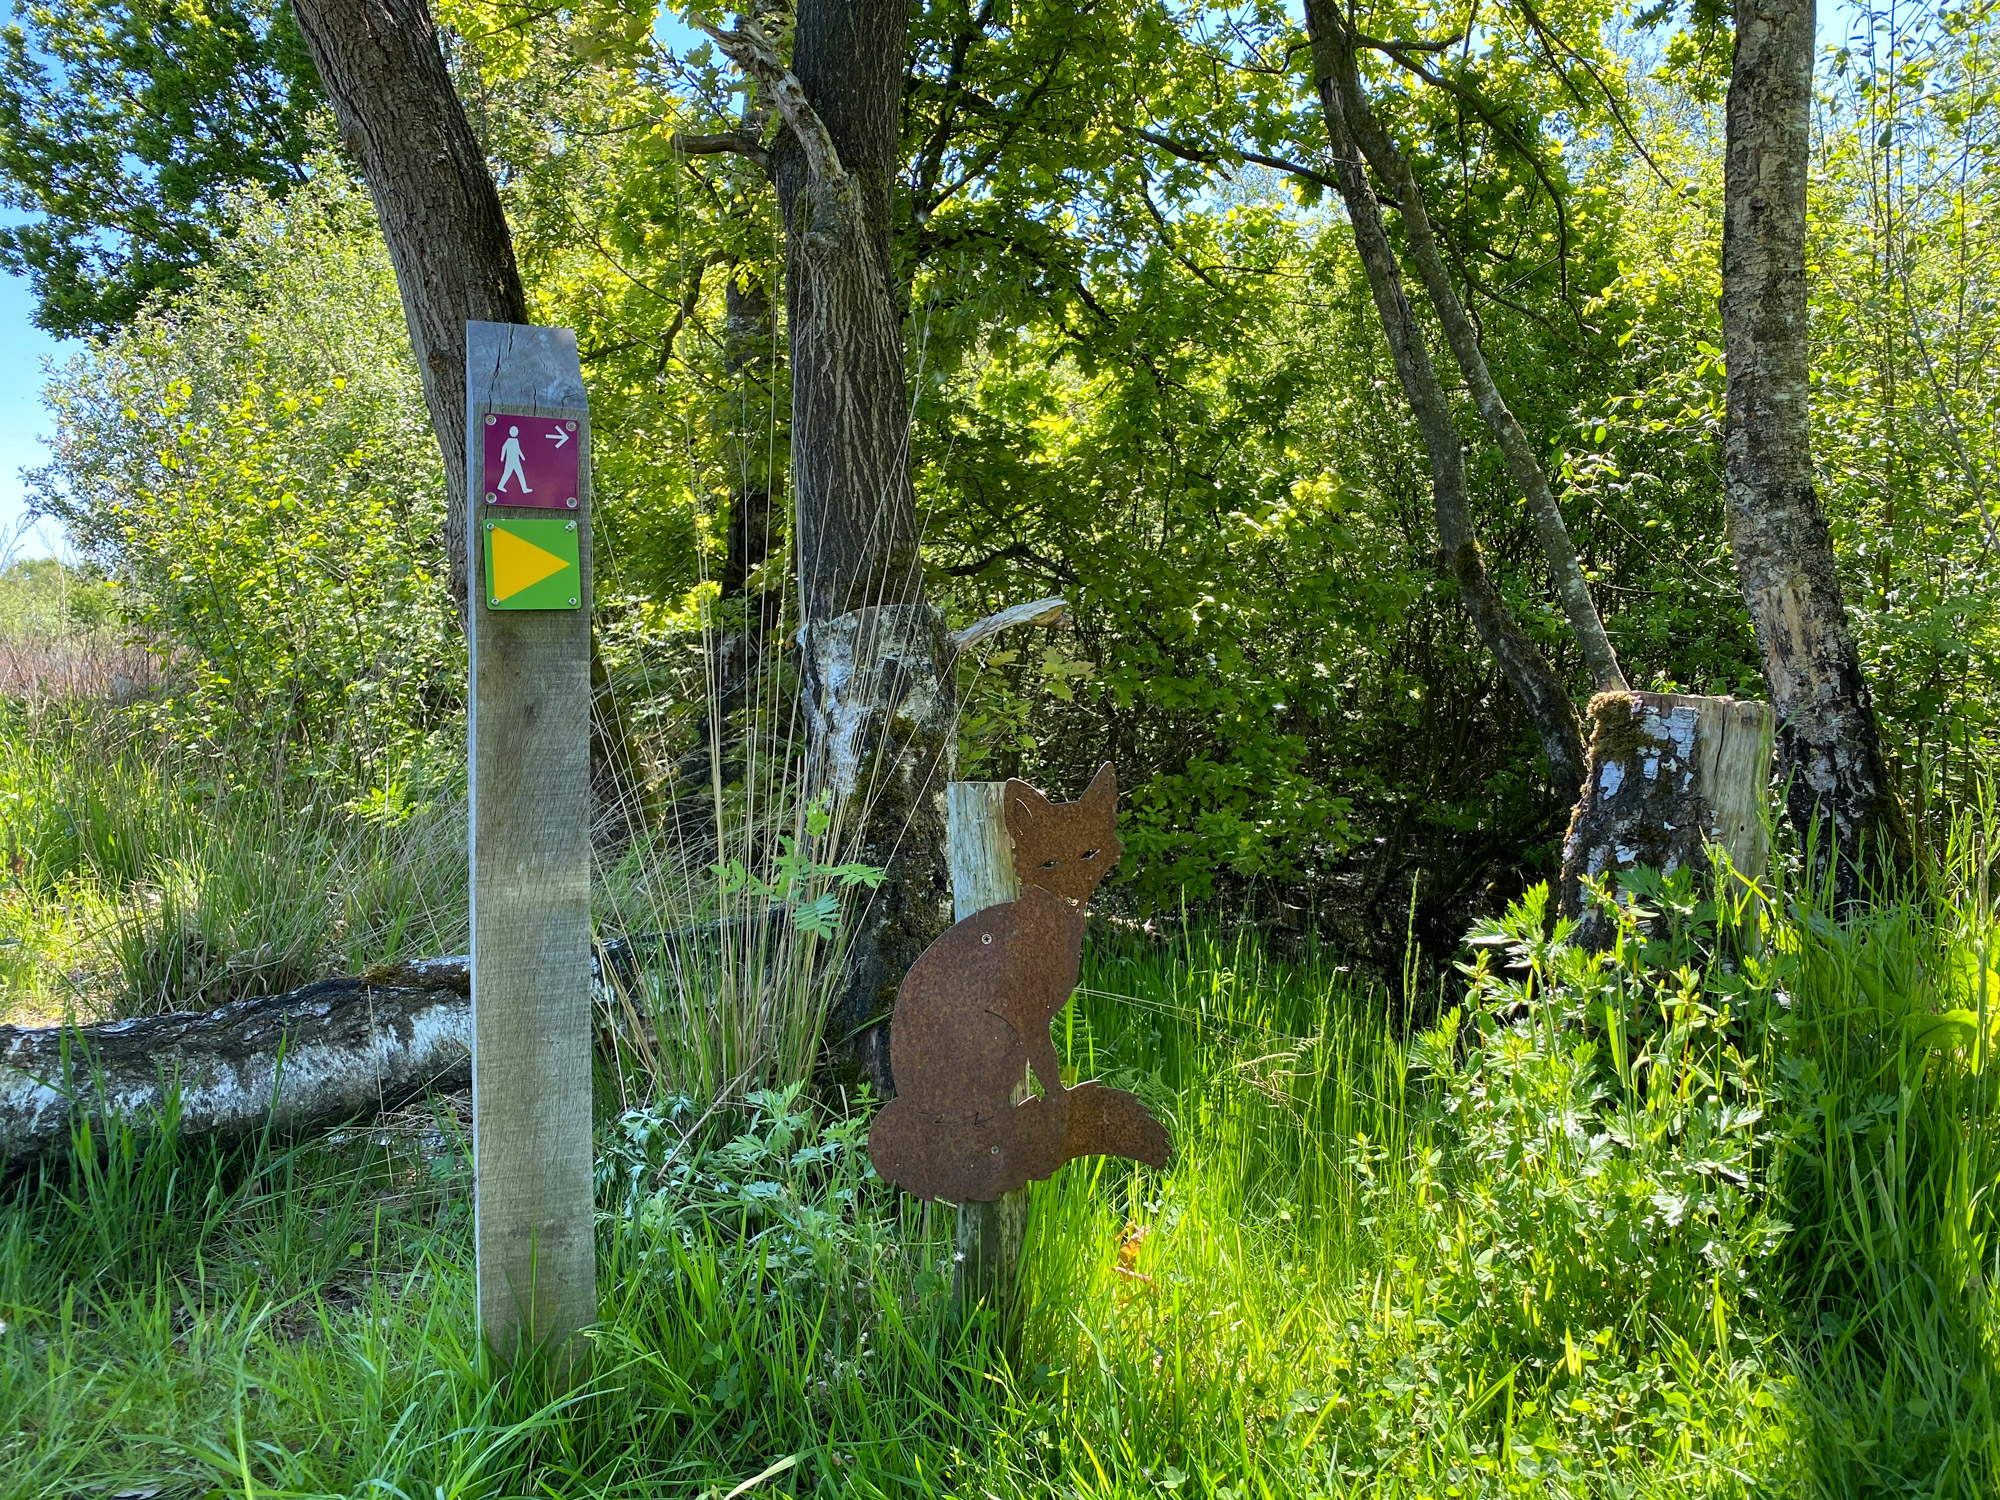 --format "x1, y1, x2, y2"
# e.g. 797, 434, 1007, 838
1304, 8, 1585, 792
1723, 0, 1909, 899
1559, 692, 1774, 947
799, 603, 954, 1090
1, 975, 471, 1174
